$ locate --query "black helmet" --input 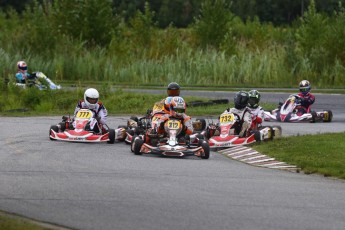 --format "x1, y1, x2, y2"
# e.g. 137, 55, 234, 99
234, 91, 249, 110
248, 89, 261, 109
167, 82, 180, 96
